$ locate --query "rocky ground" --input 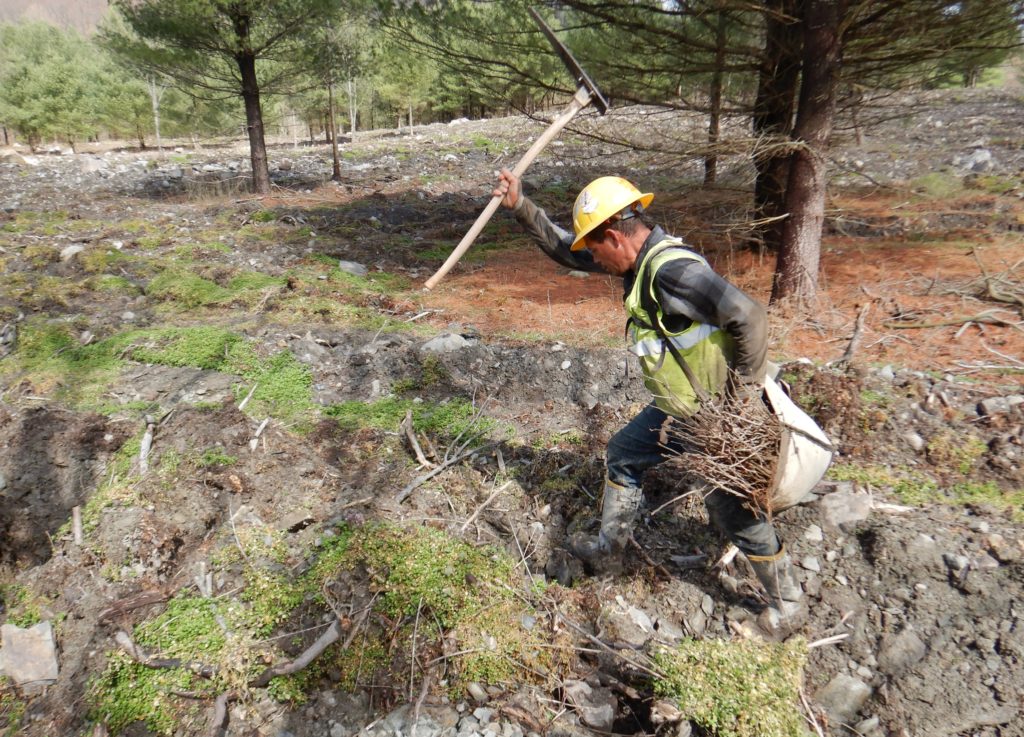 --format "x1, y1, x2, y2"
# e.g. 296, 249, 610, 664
0, 88, 1022, 737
